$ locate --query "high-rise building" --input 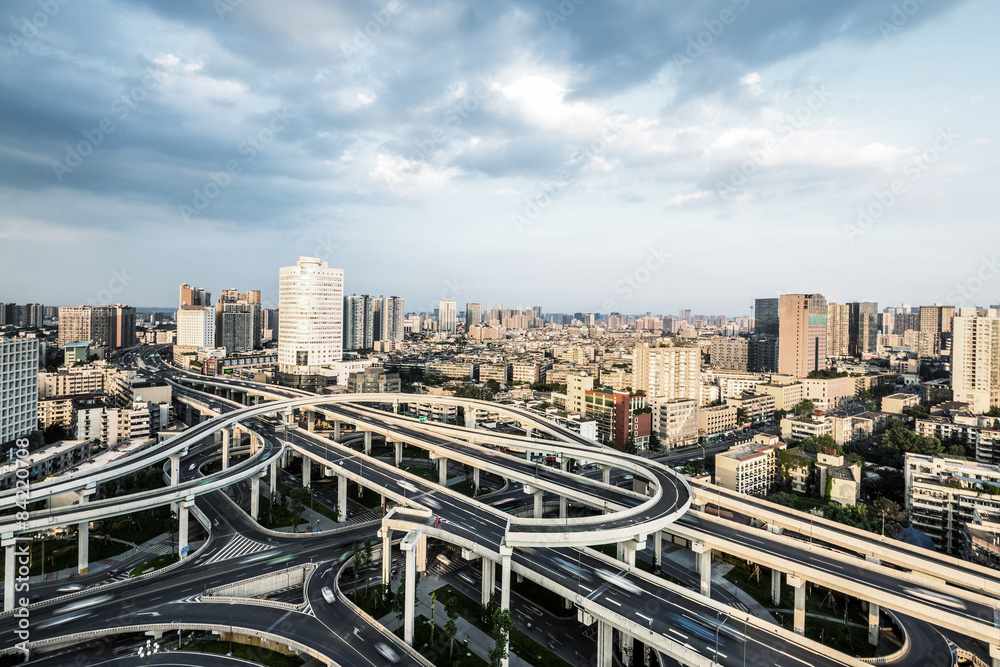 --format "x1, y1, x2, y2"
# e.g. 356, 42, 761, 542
754, 298, 779, 336
179, 283, 211, 308
0, 338, 39, 447
633, 342, 700, 401
778, 294, 828, 378
848, 301, 878, 357
679, 308, 692, 324
708, 337, 748, 371
215, 289, 262, 353
919, 305, 956, 357
58, 305, 132, 350
176, 306, 215, 348
263, 308, 279, 342
278, 257, 343, 378
465, 303, 482, 329
344, 294, 374, 351
372, 296, 405, 342
748, 336, 778, 373
951, 308, 1000, 414
826, 302, 851, 358
438, 300, 457, 335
